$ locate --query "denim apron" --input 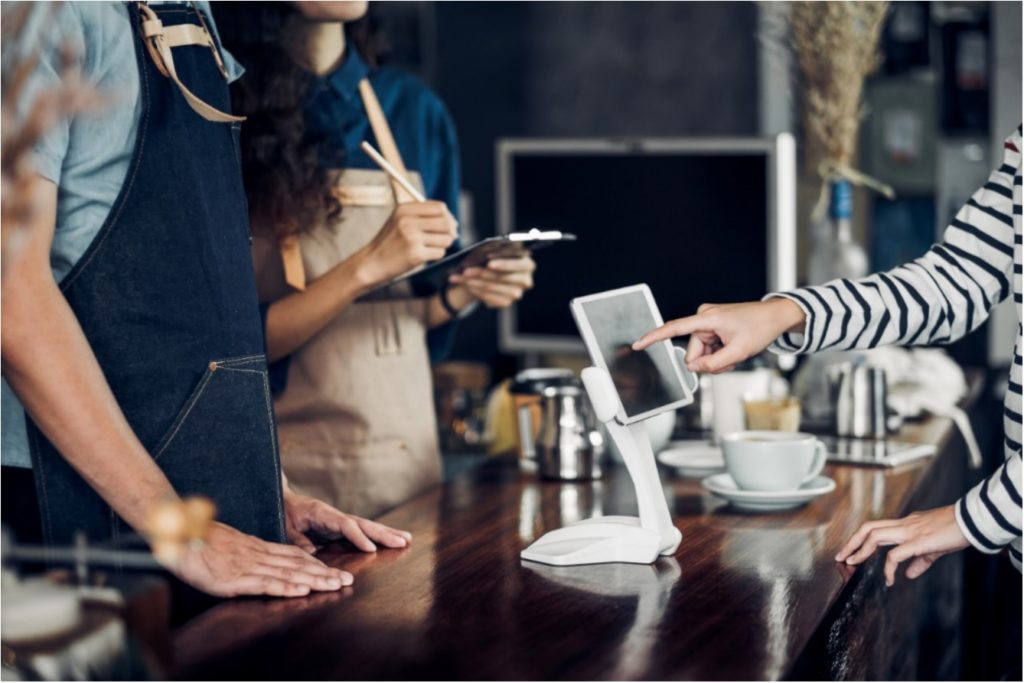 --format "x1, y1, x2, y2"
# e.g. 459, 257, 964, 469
252, 81, 441, 519
26, 3, 286, 547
